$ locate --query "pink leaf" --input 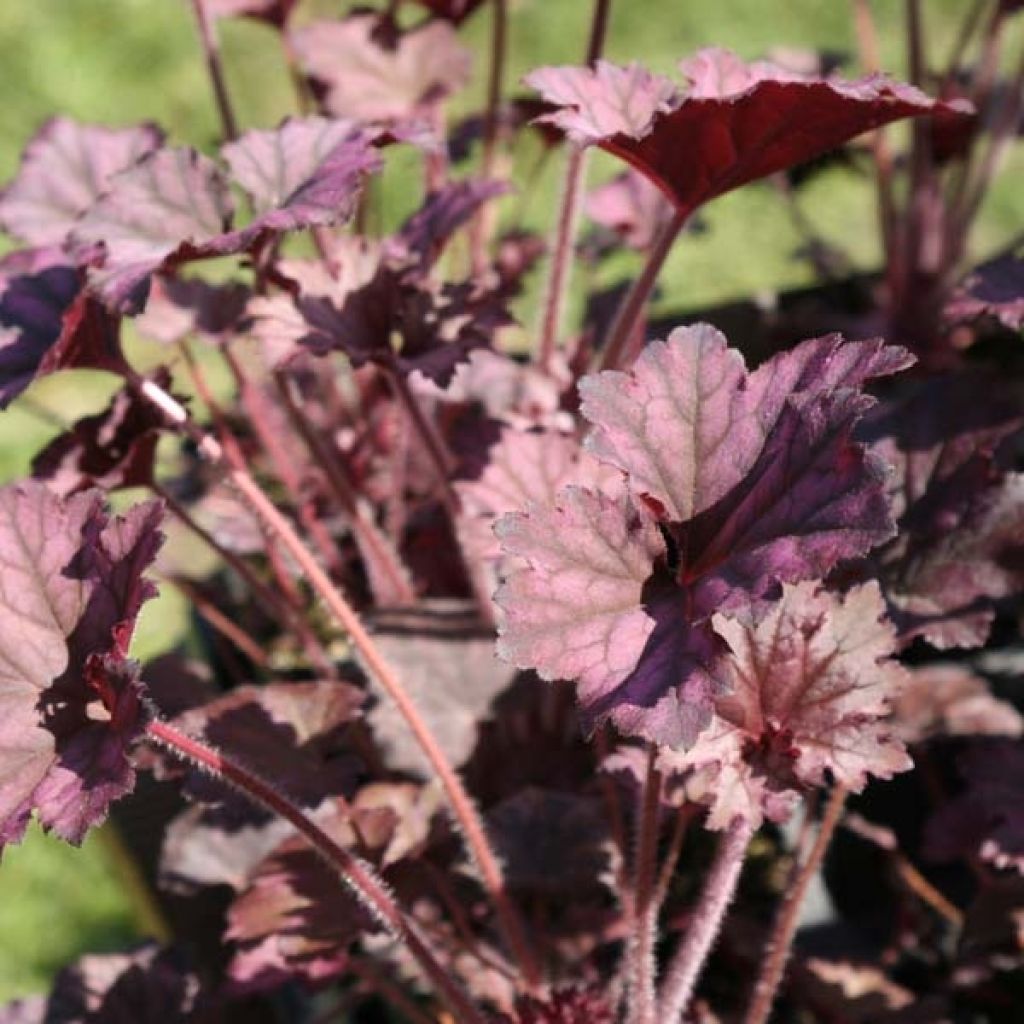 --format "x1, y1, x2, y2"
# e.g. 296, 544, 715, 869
527, 48, 968, 216
0, 117, 162, 247
0, 484, 163, 849
664, 582, 911, 830
291, 14, 471, 124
